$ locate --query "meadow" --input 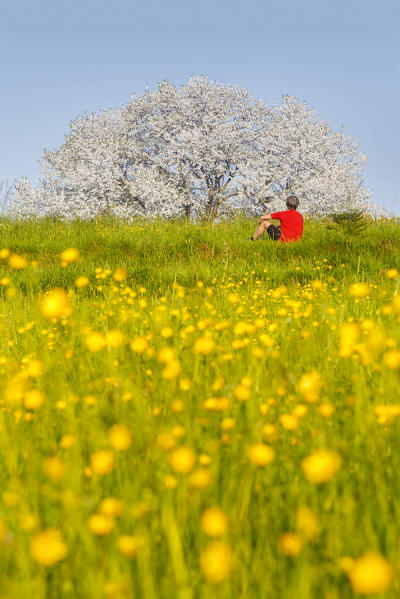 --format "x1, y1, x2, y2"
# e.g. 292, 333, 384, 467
0, 216, 400, 599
